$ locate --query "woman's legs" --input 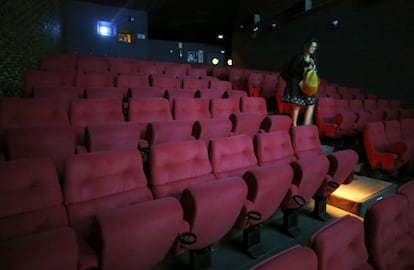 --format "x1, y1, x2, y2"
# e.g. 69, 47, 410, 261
291, 104, 300, 127
303, 104, 315, 125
